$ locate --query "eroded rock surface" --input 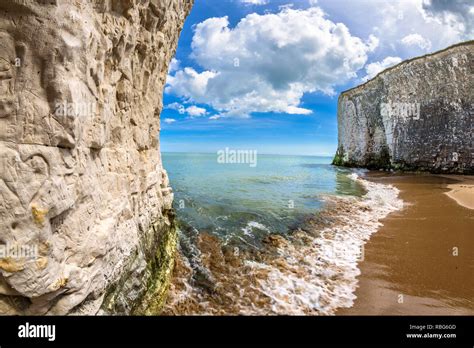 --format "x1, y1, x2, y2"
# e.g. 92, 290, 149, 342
335, 41, 473, 173
0, 0, 192, 315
